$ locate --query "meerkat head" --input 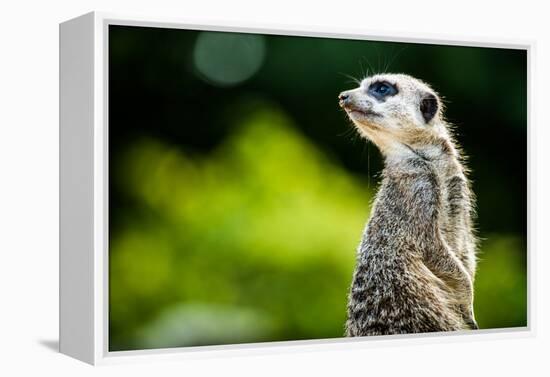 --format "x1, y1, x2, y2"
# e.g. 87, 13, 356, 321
339, 73, 451, 158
